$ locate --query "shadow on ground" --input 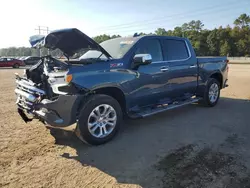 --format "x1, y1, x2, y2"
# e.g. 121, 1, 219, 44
51, 97, 250, 188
